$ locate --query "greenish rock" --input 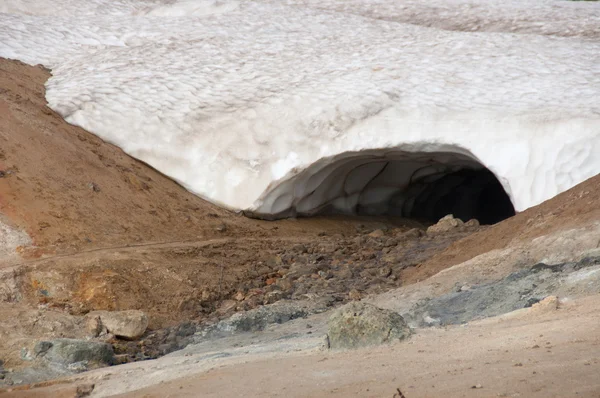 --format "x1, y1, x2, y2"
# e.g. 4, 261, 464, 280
33, 341, 53, 357
37, 339, 114, 367
327, 302, 411, 349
